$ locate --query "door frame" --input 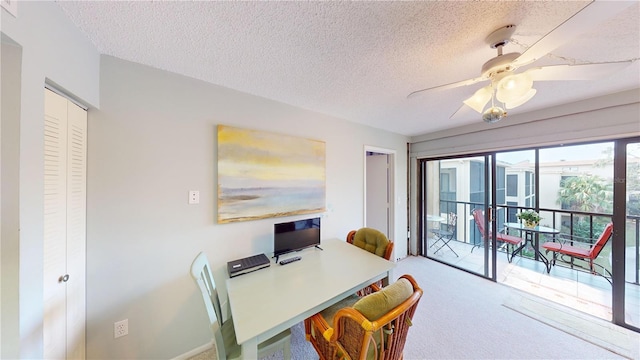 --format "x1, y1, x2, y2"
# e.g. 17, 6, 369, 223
613, 136, 640, 332
417, 154, 497, 280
